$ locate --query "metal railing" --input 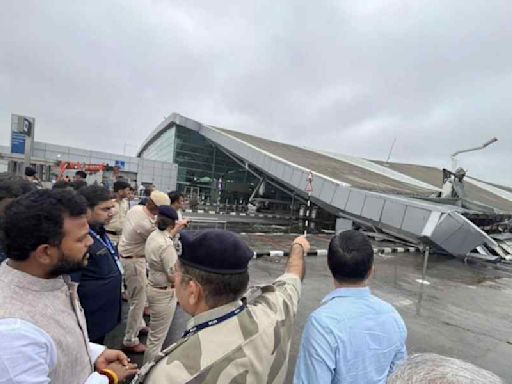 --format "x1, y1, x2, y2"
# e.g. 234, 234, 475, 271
187, 218, 227, 231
